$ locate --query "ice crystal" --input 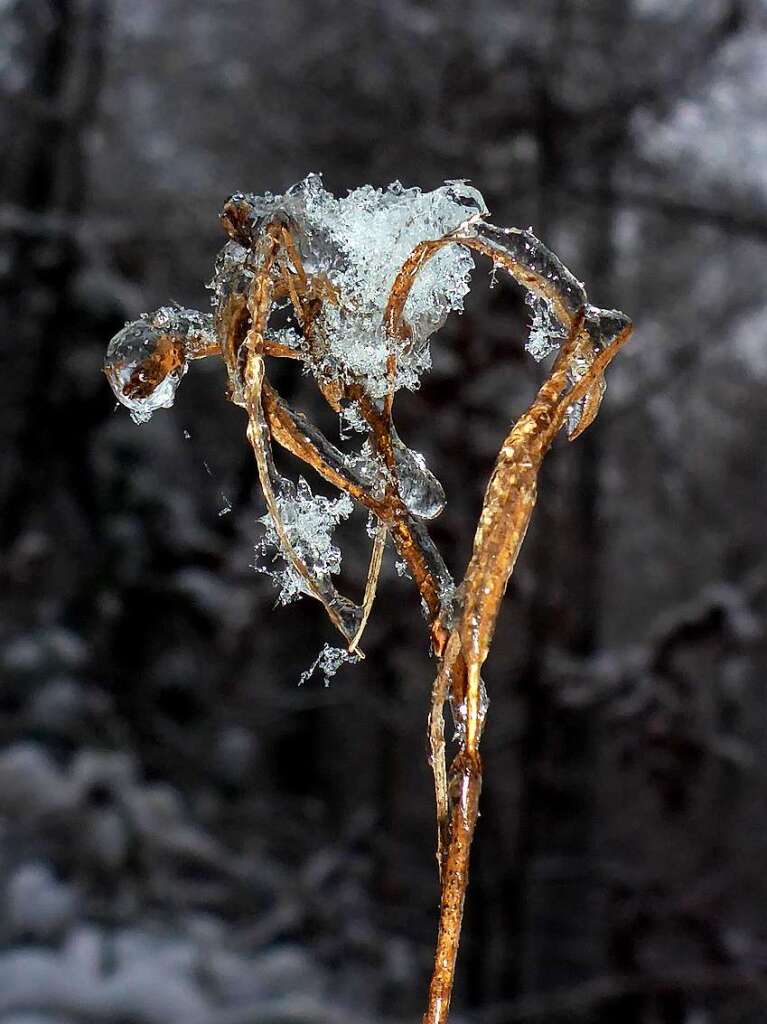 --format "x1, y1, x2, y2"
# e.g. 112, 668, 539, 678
255, 478, 353, 605
525, 292, 567, 361
338, 401, 369, 438
104, 308, 217, 424
298, 643, 361, 687
365, 511, 380, 539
